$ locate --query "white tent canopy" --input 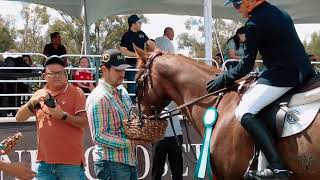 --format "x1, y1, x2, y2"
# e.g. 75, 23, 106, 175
6, 0, 320, 59
8, 0, 320, 24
